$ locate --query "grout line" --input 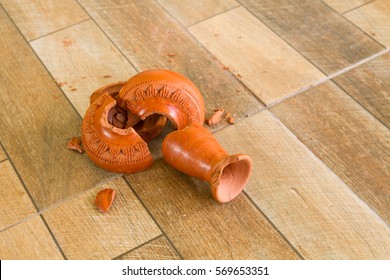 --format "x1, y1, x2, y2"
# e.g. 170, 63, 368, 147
0, 158, 7, 164
74, 0, 140, 74
112, 234, 164, 260
186, 4, 241, 28
243, 191, 305, 260
341, 0, 376, 14
266, 47, 390, 109
123, 176, 184, 260
28, 18, 91, 43
40, 215, 68, 259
